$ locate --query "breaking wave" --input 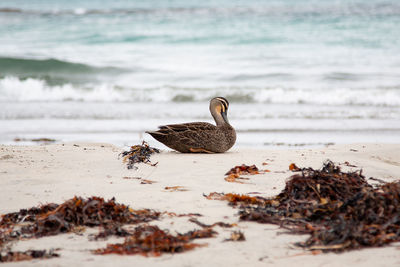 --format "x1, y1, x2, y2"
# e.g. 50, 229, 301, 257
1, 76, 399, 106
